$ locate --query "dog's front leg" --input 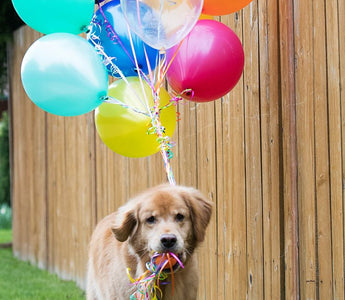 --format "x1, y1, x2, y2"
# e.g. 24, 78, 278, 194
162, 265, 199, 300
163, 289, 198, 300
